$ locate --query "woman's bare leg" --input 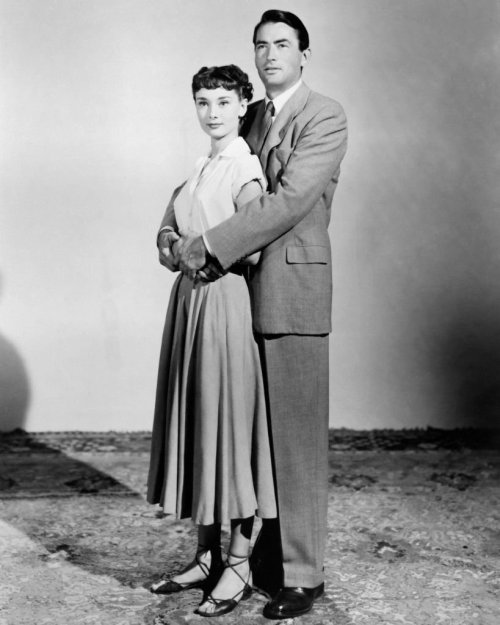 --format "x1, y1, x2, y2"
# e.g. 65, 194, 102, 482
170, 523, 221, 585
198, 517, 254, 613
